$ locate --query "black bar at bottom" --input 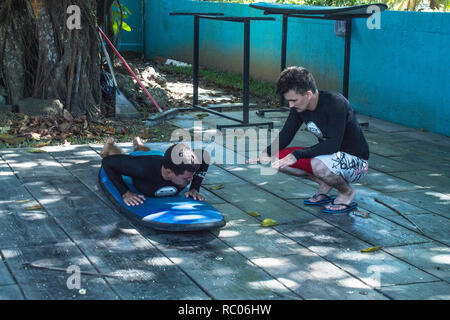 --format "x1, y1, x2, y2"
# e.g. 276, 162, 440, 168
217, 122, 274, 130
192, 105, 244, 123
